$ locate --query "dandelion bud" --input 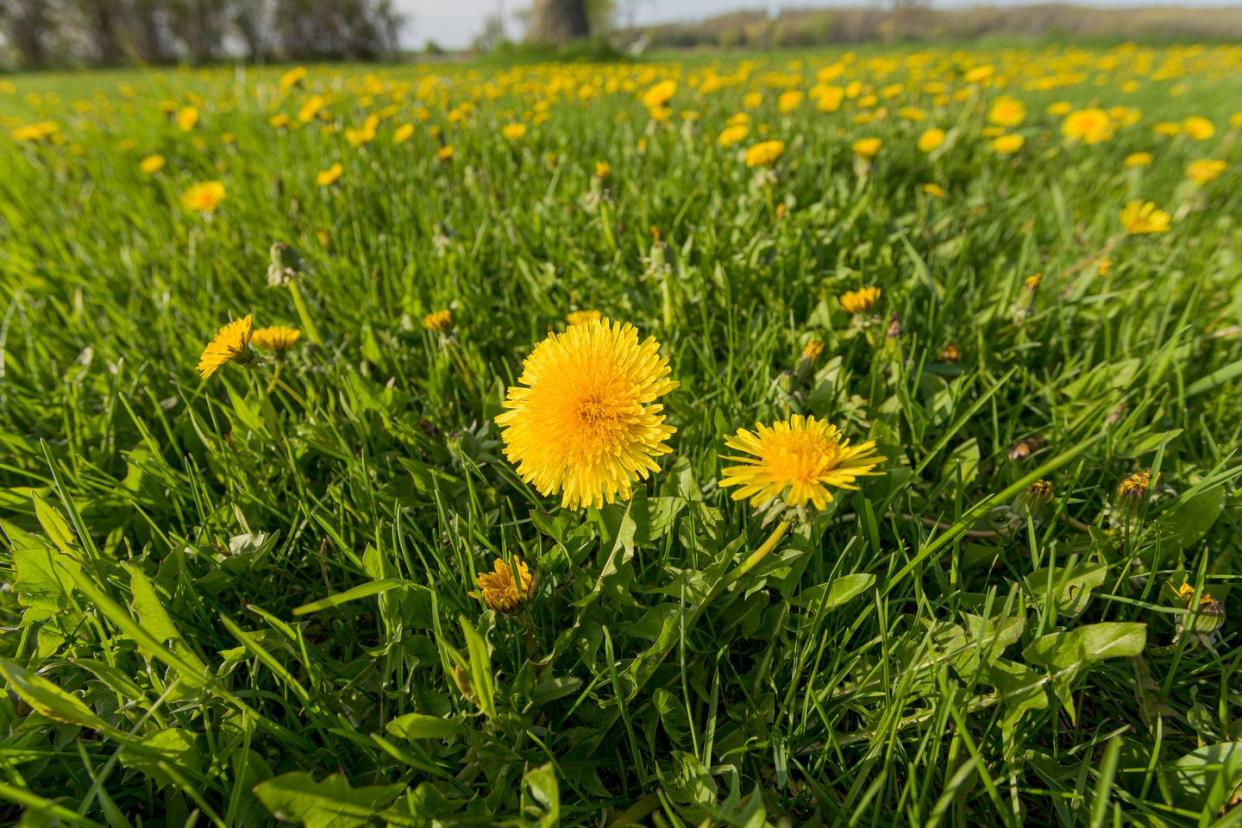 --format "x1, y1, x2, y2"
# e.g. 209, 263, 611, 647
267, 242, 304, 287
1176, 582, 1225, 635
939, 343, 960, 363
1118, 470, 1152, 501
886, 314, 903, 339
1018, 478, 1054, 514
1007, 435, 1045, 462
